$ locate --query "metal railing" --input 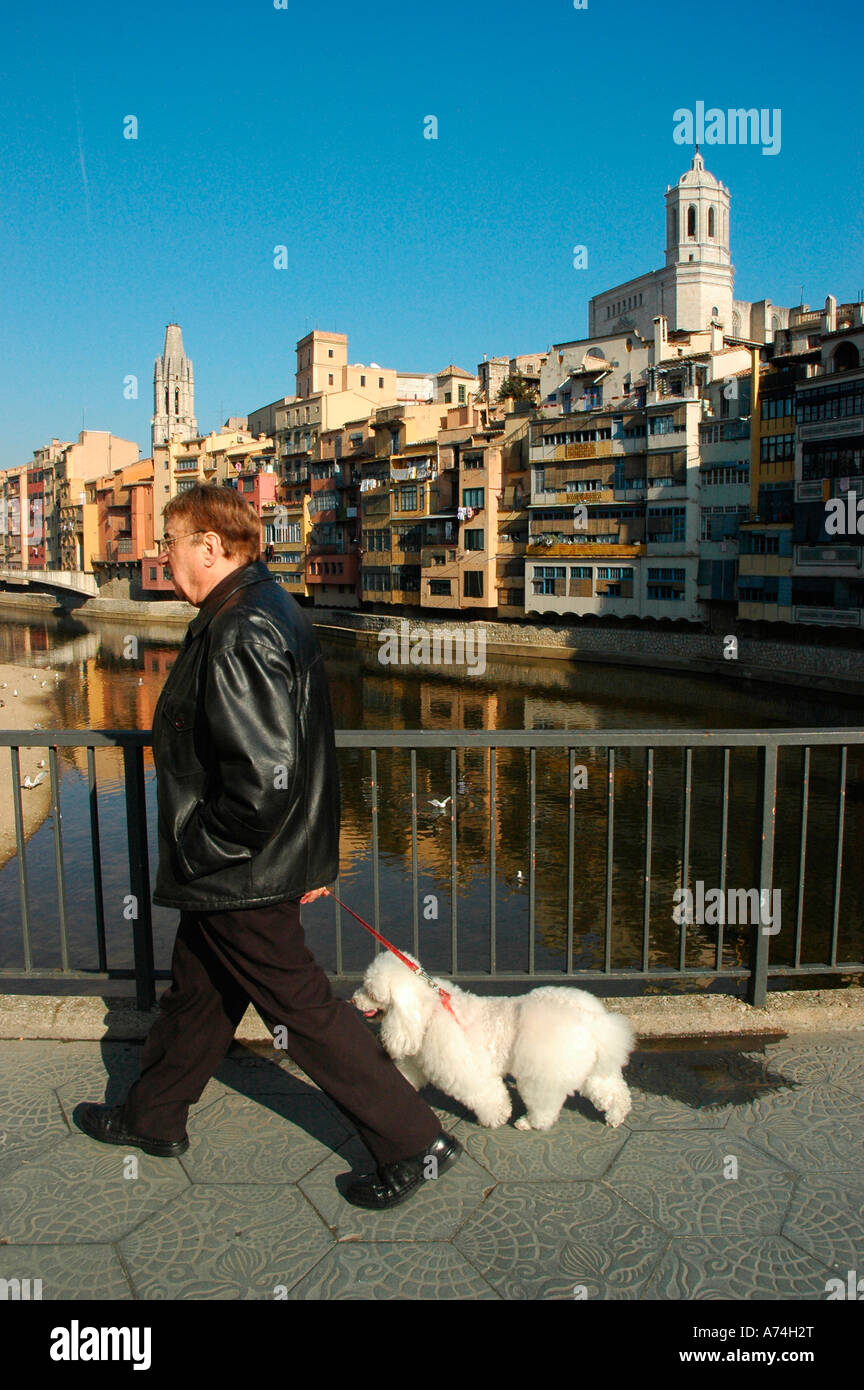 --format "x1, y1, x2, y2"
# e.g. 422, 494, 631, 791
1, 729, 863, 1011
